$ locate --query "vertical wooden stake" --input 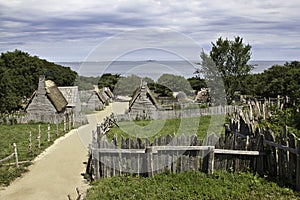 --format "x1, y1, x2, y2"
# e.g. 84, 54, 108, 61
296, 139, 300, 191
29, 131, 32, 153
68, 112, 71, 131
64, 115, 66, 132
13, 143, 19, 168
38, 124, 41, 149
56, 120, 59, 137
72, 112, 75, 128
47, 123, 51, 142
208, 146, 215, 175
